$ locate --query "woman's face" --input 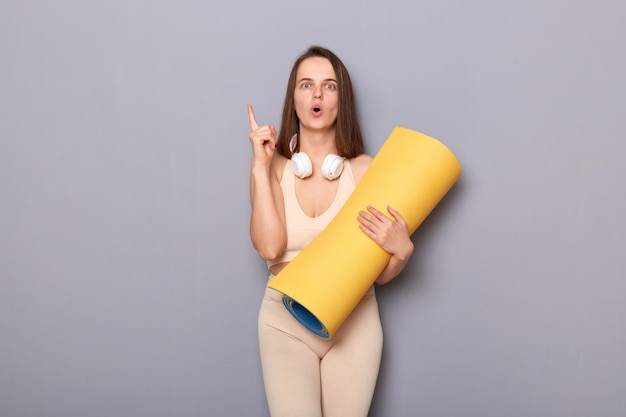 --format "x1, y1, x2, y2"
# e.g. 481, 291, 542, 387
293, 57, 339, 134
